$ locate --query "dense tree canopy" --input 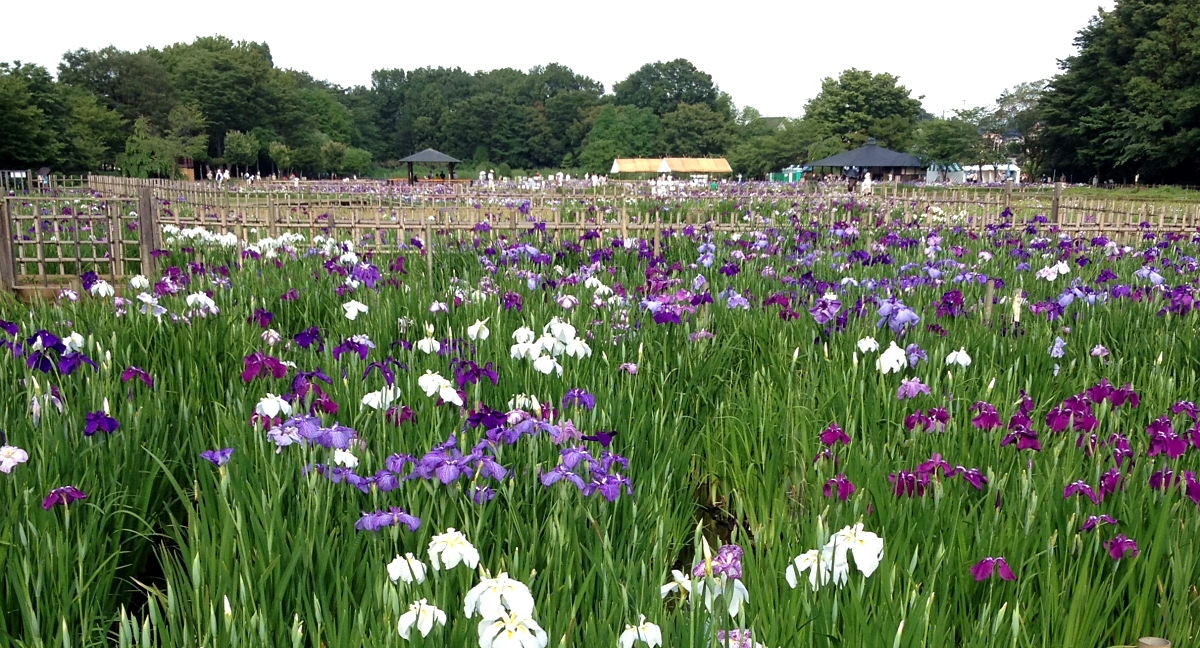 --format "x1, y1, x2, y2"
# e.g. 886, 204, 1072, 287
0, 35, 1025, 181
1041, 0, 1200, 183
